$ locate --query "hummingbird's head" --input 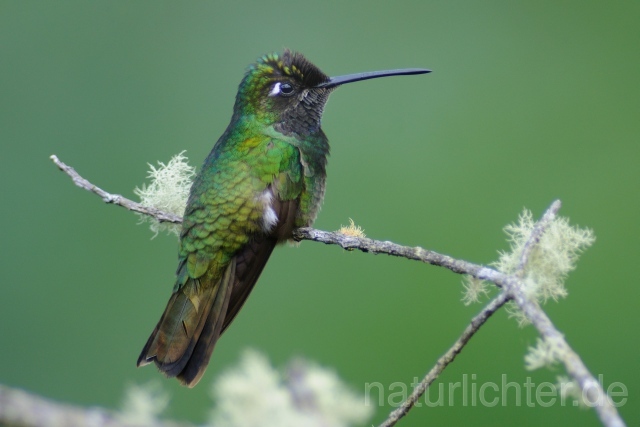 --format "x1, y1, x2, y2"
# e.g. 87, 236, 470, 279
234, 49, 332, 136
233, 49, 431, 136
